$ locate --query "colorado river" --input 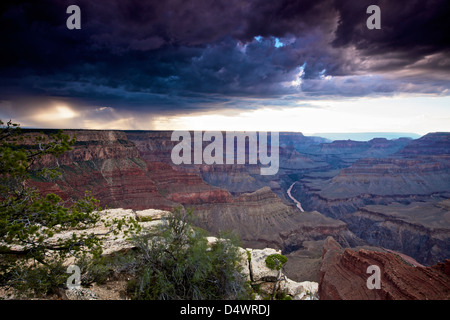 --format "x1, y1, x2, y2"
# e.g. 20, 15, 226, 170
287, 182, 304, 212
